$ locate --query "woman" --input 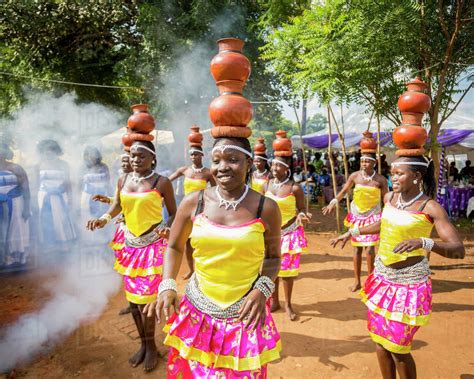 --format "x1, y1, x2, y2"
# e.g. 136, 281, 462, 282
36, 139, 76, 249
250, 138, 272, 194
87, 140, 177, 372
331, 155, 464, 378
323, 153, 388, 292
0, 143, 31, 269
145, 137, 282, 378
265, 134, 310, 321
